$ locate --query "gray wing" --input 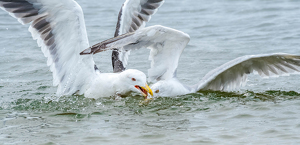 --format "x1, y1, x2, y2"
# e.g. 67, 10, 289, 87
197, 53, 300, 91
81, 25, 190, 82
0, 0, 96, 96
112, 0, 164, 72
